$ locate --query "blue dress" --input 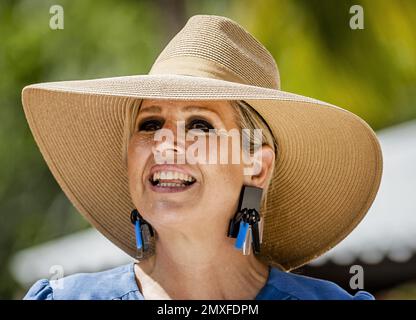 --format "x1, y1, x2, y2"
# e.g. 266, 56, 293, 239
23, 262, 375, 300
